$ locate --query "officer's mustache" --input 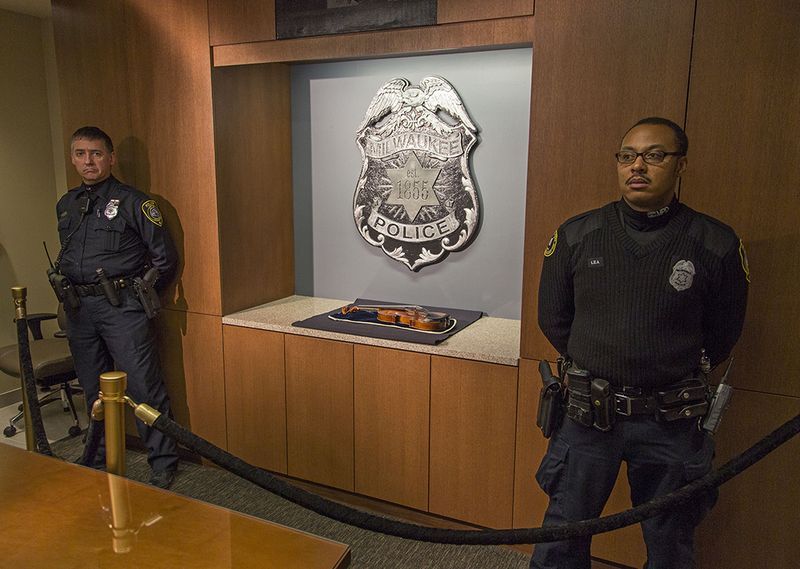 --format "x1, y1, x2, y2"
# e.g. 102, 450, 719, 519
626, 174, 651, 184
